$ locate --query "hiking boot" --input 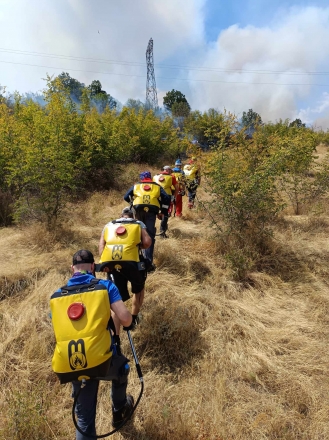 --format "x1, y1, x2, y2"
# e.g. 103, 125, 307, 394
112, 394, 134, 428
